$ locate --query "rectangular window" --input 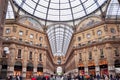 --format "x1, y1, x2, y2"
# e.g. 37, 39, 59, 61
19, 31, 23, 36
6, 28, 10, 34
30, 41, 33, 45
39, 37, 43, 41
89, 52, 92, 60
100, 49, 104, 58
18, 49, 21, 58
2, 51, 6, 57
29, 51, 32, 60
39, 54, 42, 61
19, 38, 22, 41
40, 44, 42, 47
30, 34, 34, 38
78, 37, 81, 41
79, 53, 82, 61
115, 48, 119, 56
